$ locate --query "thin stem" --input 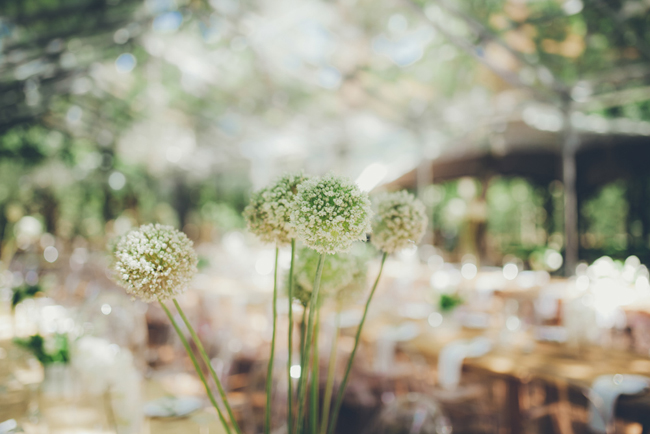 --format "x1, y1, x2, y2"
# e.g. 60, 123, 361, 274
300, 306, 307, 362
295, 253, 325, 434
319, 309, 340, 434
287, 239, 296, 434
103, 388, 117, 433
327, 252, 387, 434
171, 299, 242, 434
265, 247, 279, 434
310, 310, 320, 434
296, 303, 308, 425
159, 300, 232, 434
